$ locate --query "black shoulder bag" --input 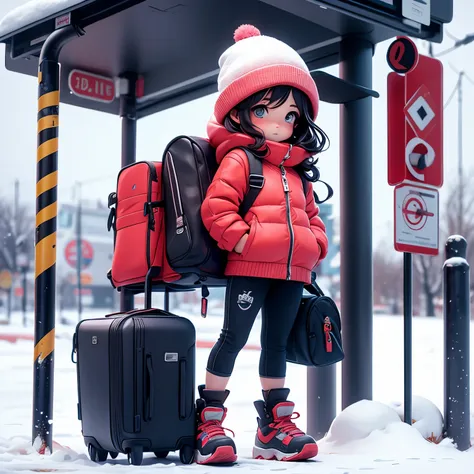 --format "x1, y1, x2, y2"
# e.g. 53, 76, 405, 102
286, 275, 344, 367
